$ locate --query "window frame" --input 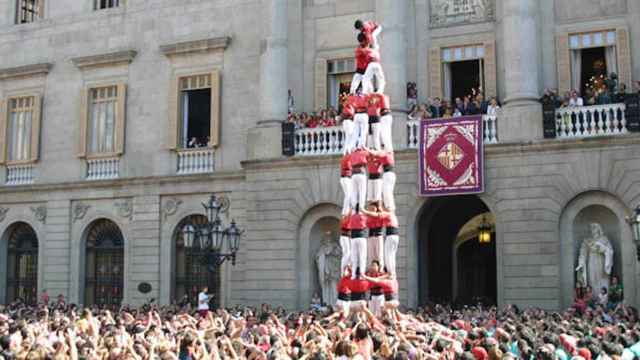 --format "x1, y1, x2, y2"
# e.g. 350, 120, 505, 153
0, 93, 42, 165
168, 70, 221, 150
94, 0, 120, 10
78, 82, 127, 159
15, 0, 44, 25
